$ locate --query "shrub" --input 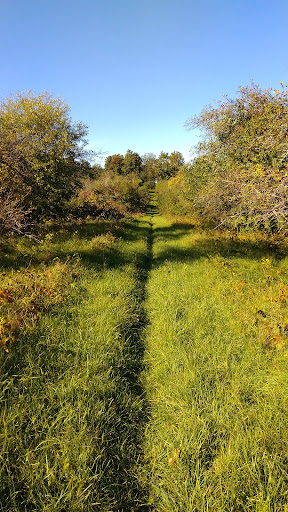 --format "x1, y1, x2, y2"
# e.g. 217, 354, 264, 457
70, 173, 150, 219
